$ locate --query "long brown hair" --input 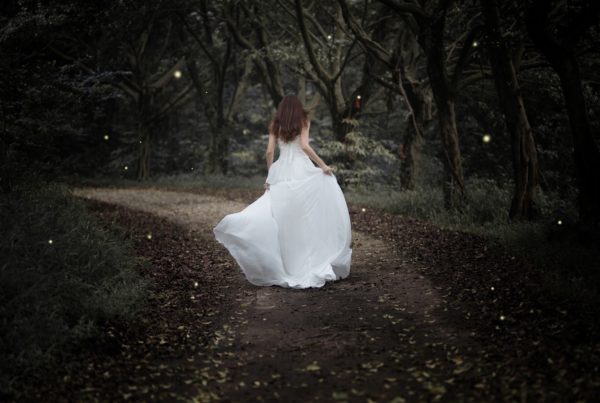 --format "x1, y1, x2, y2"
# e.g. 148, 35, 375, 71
268, 95, 309, 142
